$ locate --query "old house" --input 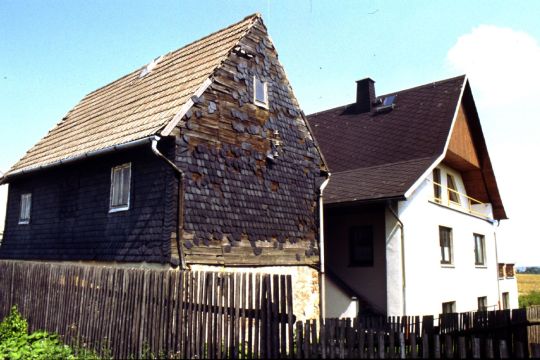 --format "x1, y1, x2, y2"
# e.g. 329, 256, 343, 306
308, 76, 518, 317
0, 14, 326, 319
